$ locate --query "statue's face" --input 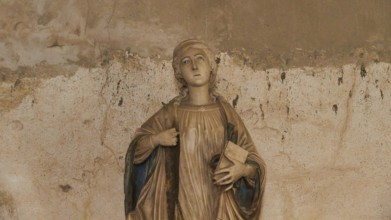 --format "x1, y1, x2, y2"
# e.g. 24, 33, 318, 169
179, 47, 211, 88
